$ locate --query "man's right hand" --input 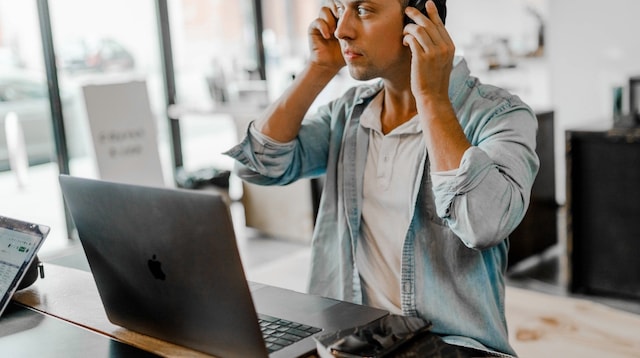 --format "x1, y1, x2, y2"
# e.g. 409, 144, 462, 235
308, 6, 346, 75
254, 5, 344, 143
